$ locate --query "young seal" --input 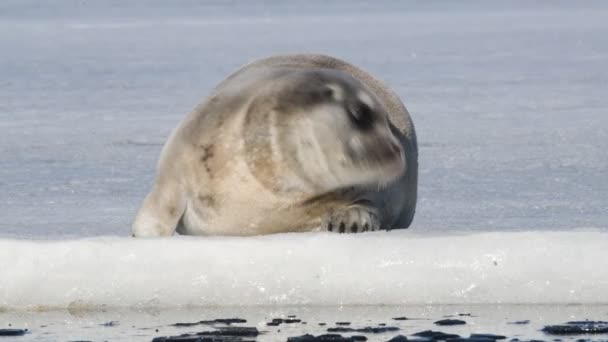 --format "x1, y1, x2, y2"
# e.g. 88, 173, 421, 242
132, 54, 417, 236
